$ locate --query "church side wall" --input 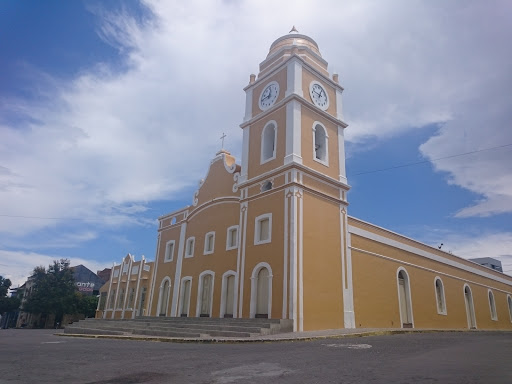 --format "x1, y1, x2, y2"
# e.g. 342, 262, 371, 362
351, 234, 512, 329
302, 191, 344, 331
